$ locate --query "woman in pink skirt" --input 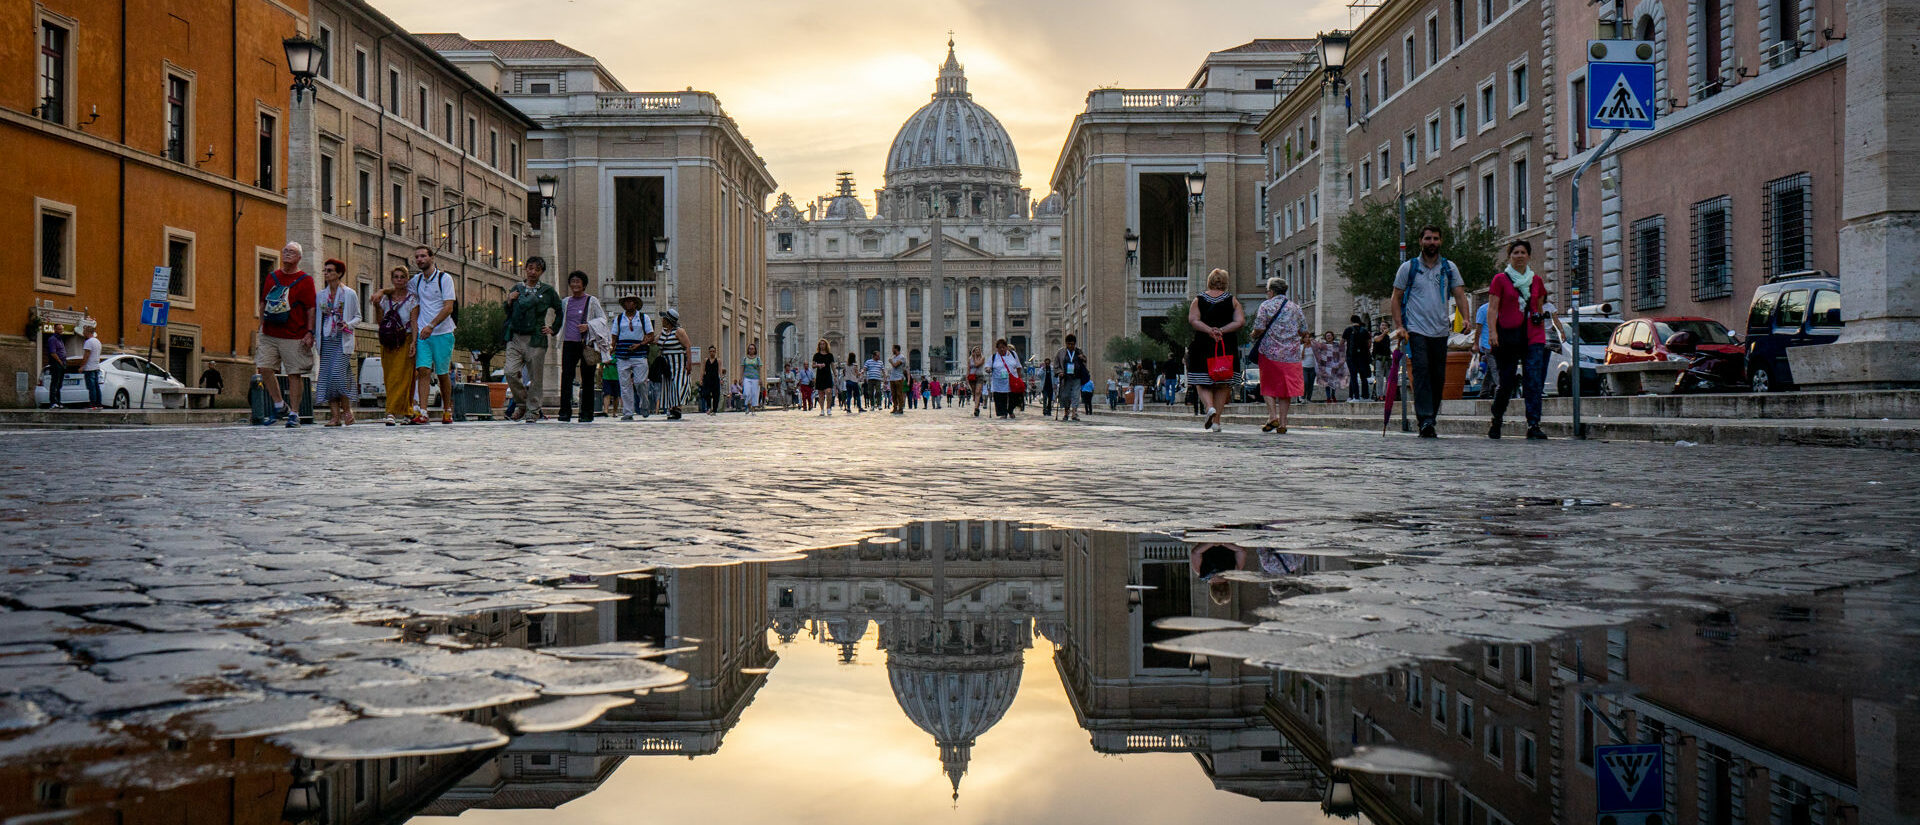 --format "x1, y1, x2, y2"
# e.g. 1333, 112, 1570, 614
1248, 278, 1306, 433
